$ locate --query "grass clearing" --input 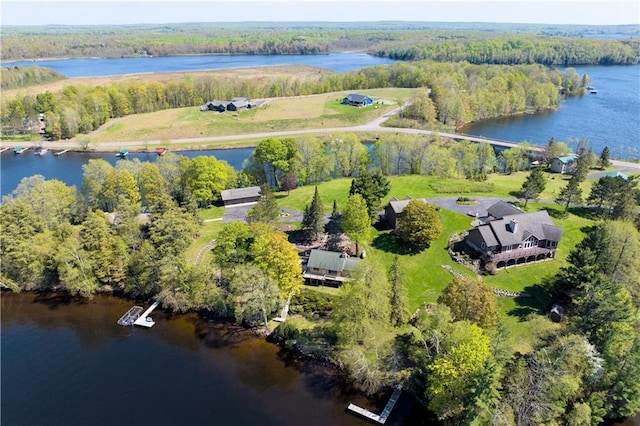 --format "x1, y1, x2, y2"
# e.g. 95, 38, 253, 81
82, 88, 417, 144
